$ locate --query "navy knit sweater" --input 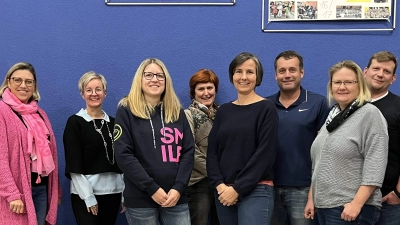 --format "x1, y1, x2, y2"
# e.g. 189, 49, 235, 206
207, 100, 278, 197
